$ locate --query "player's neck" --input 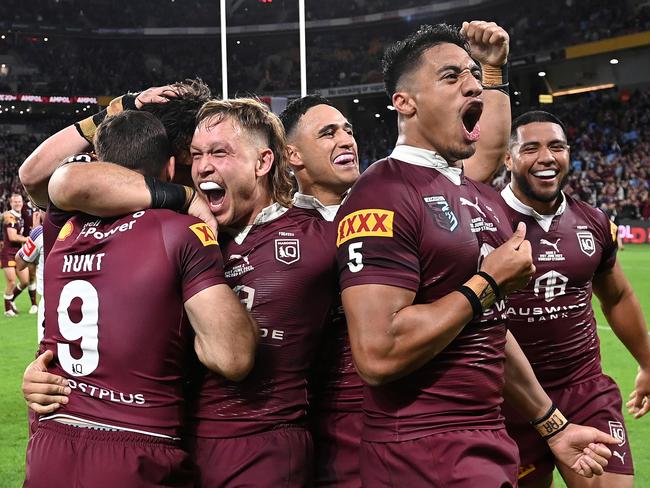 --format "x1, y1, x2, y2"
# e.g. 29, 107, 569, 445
395, 133, 462, 168
512, 185, 563, 216
299, 183, 344, 206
